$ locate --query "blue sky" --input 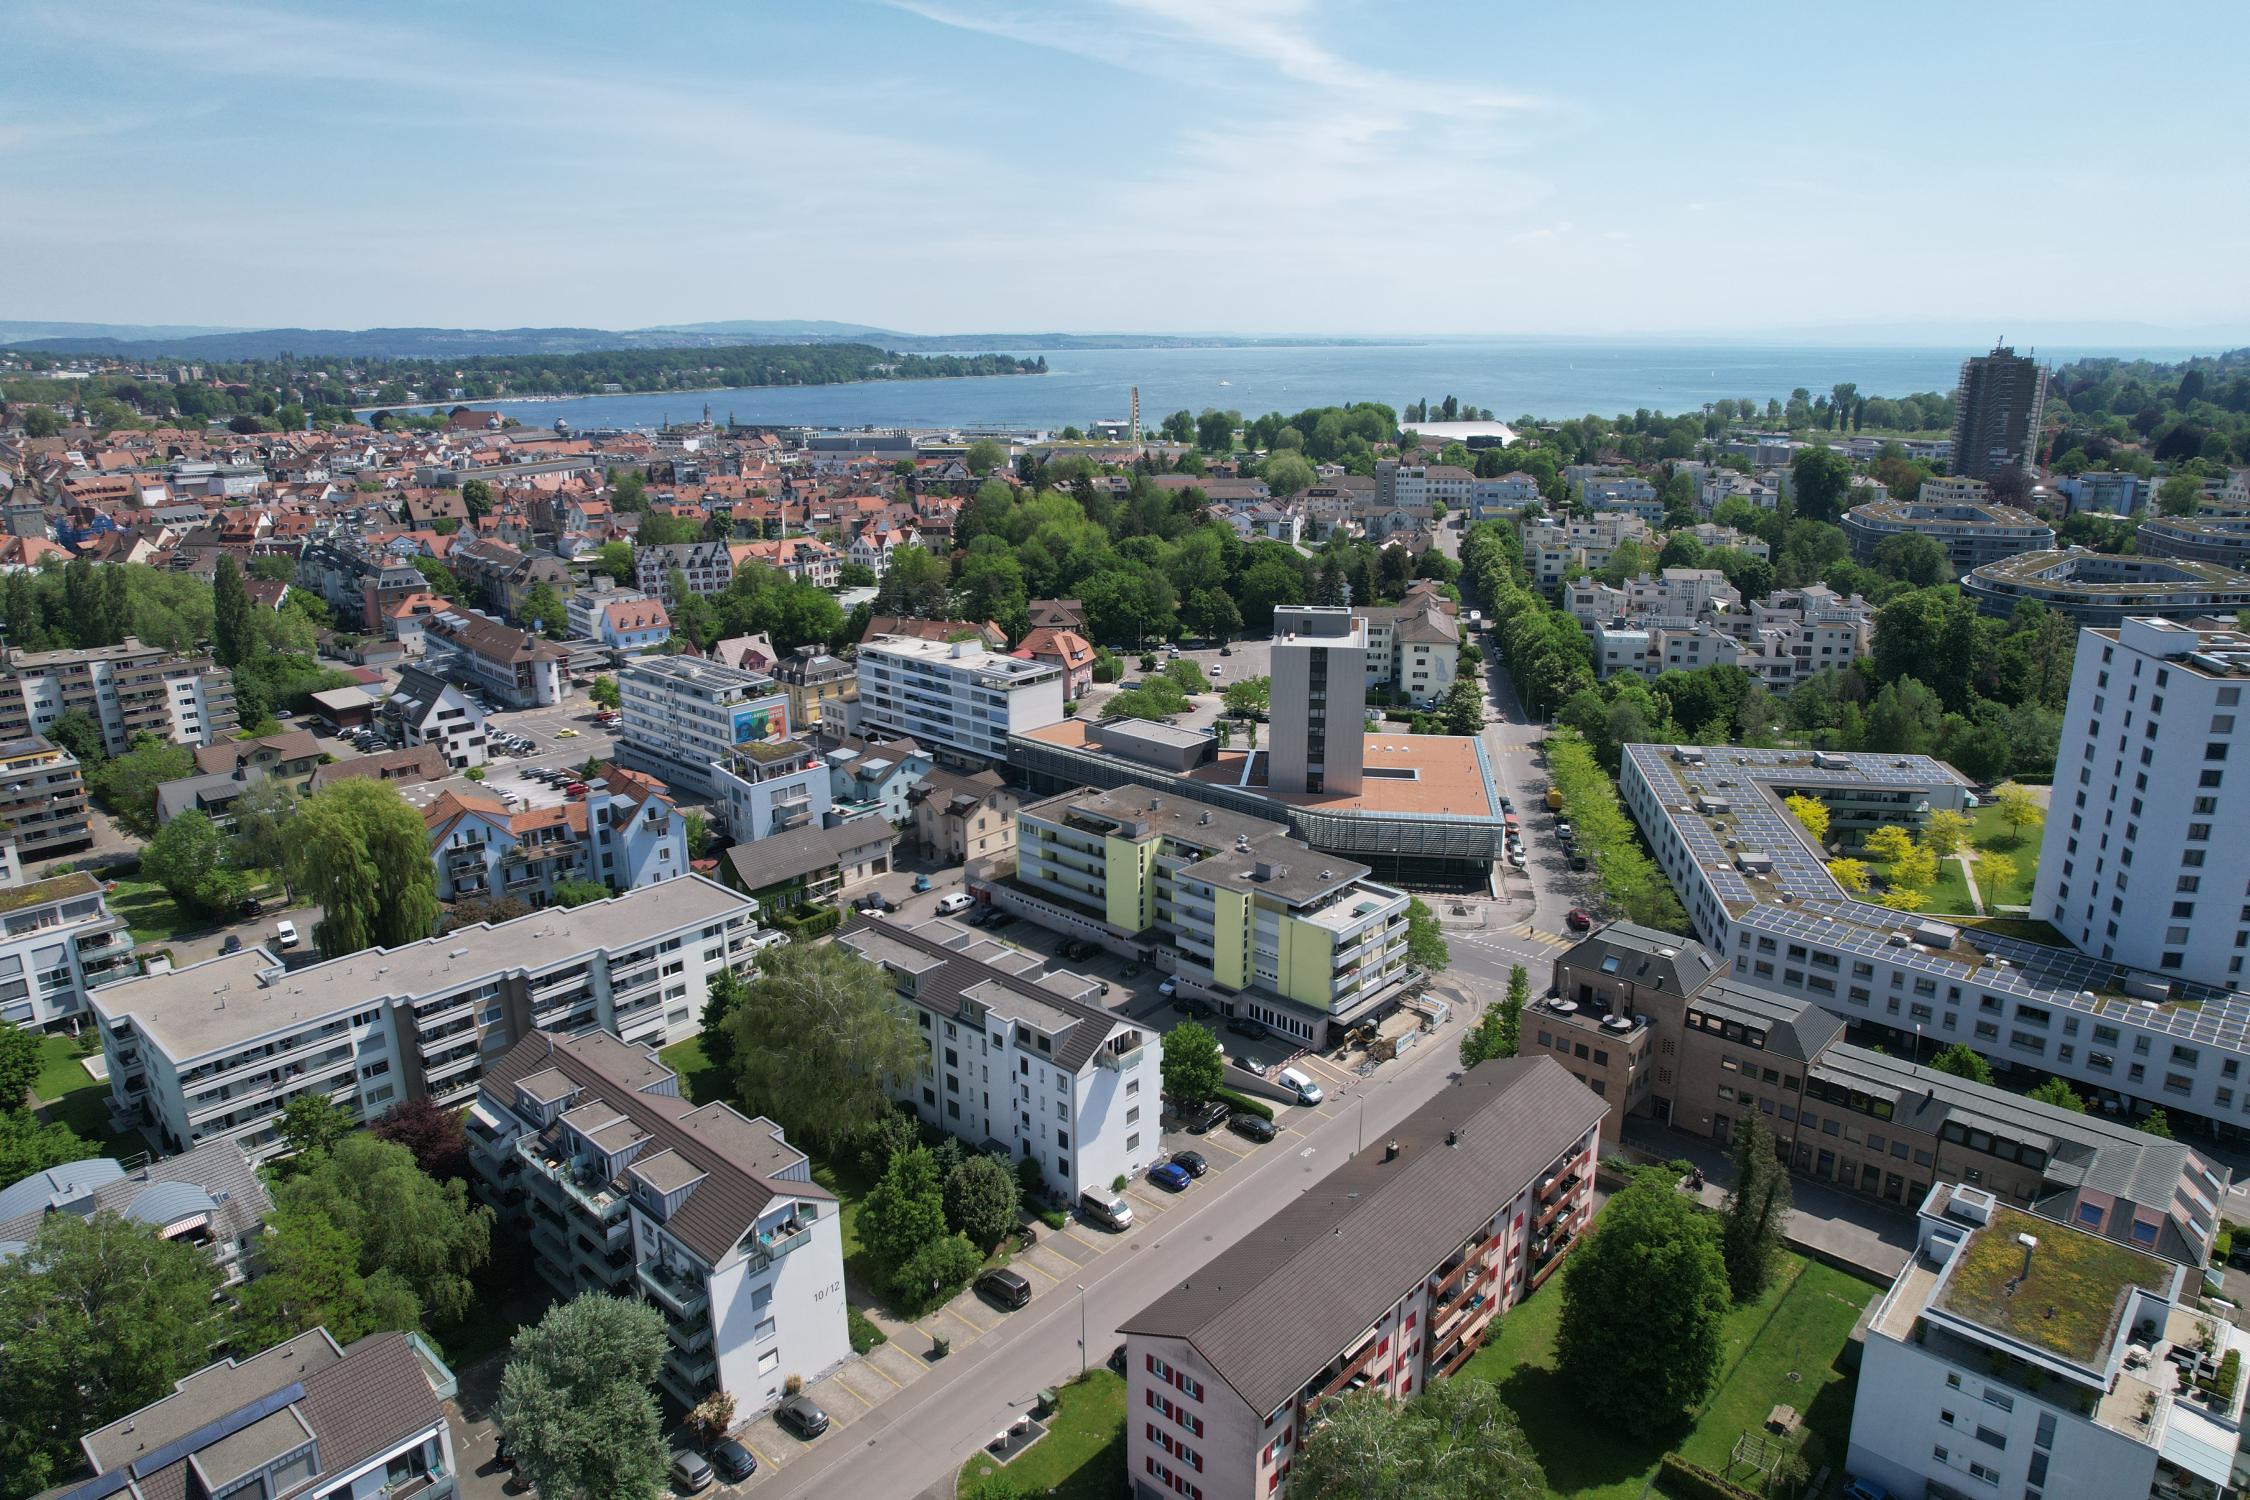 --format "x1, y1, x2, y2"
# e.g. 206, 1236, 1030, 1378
4, 0, 2245, 338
